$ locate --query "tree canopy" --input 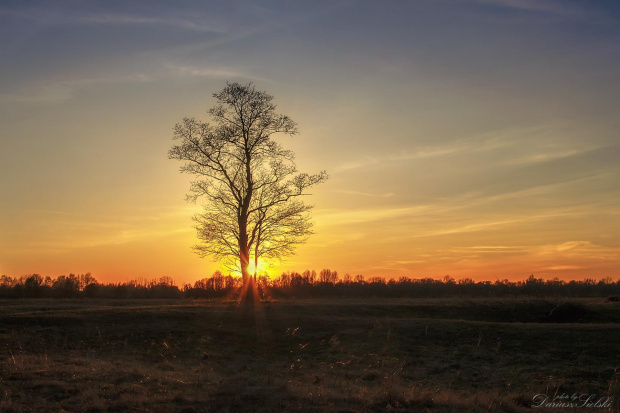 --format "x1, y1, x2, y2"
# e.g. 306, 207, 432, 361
169, 82, 327, 284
